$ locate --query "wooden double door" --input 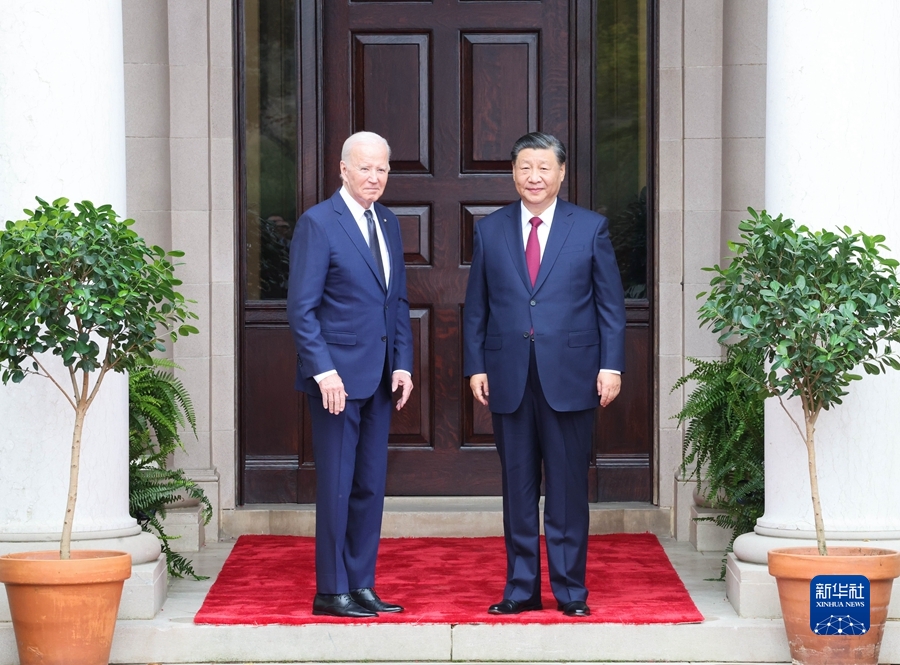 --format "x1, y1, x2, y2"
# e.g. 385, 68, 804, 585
240, 0, 653, 504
